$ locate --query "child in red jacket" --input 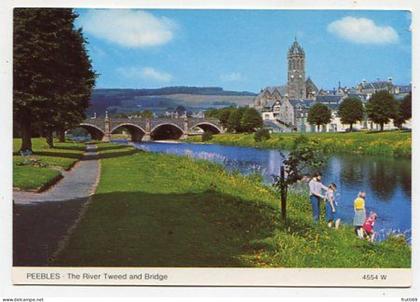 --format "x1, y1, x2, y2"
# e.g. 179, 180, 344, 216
362, 212, 378, 242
